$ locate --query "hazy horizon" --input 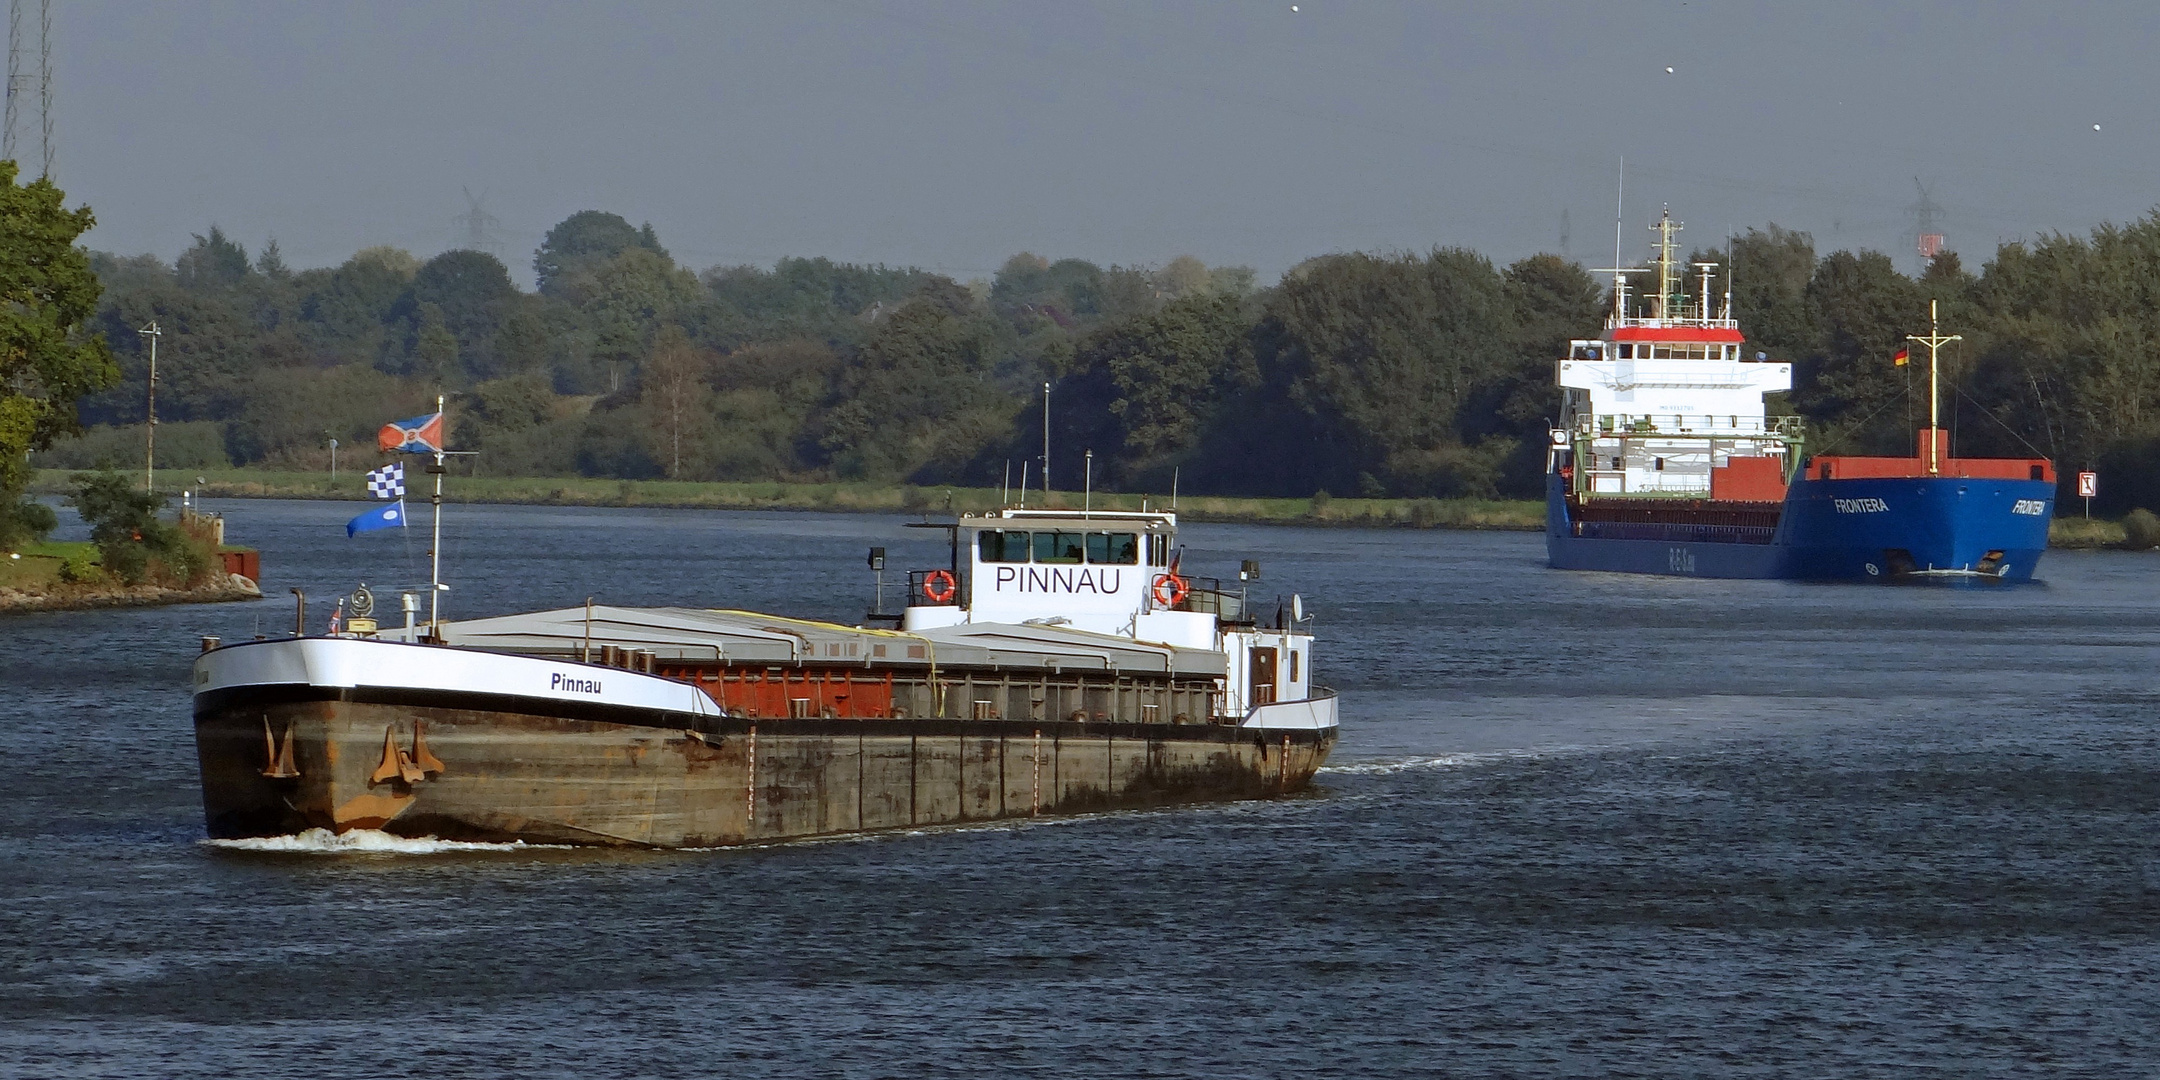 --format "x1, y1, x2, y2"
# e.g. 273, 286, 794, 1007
37, 1, 2160, 286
